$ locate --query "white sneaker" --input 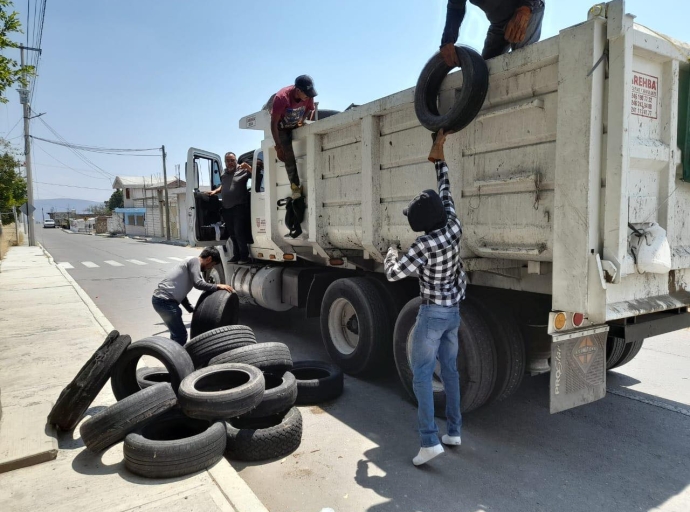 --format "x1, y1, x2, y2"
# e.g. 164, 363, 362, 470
412, 444, 444, 466
442, 435, 461, 446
